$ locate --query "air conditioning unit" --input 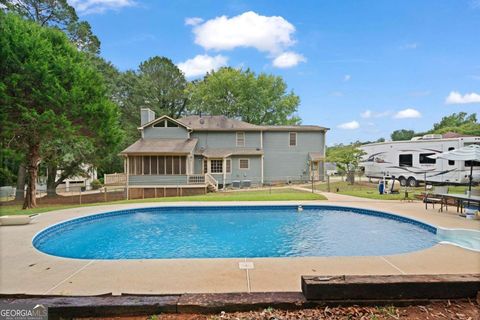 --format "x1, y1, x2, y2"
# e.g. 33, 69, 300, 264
422, 134, 443, 140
